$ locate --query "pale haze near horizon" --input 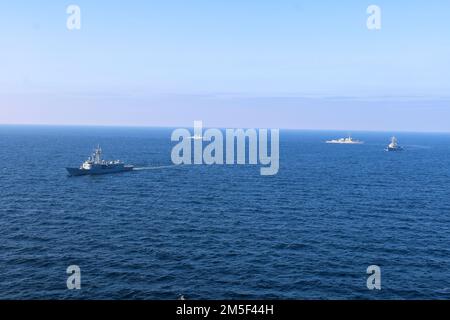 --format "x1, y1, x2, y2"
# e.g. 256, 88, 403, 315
1, 1, 449, 132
